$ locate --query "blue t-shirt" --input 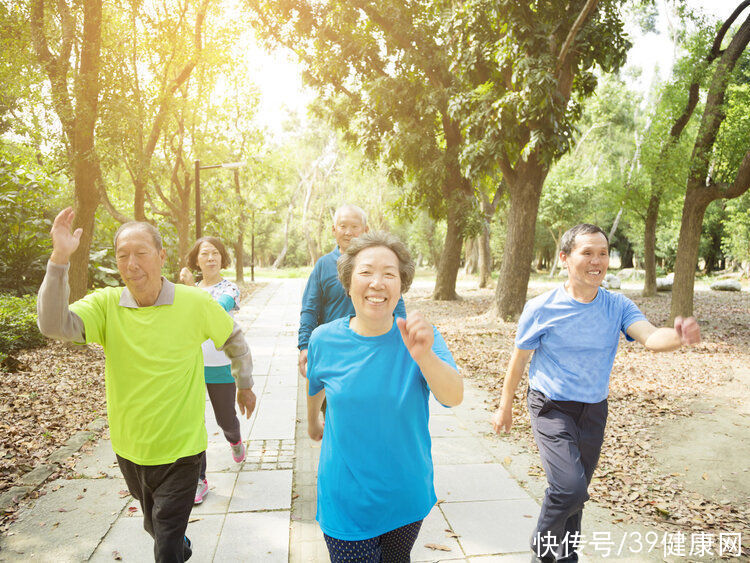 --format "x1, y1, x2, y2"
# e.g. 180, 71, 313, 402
516, 285, 646, 403
307, 316, 457, 540
298, 247, 407, 350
